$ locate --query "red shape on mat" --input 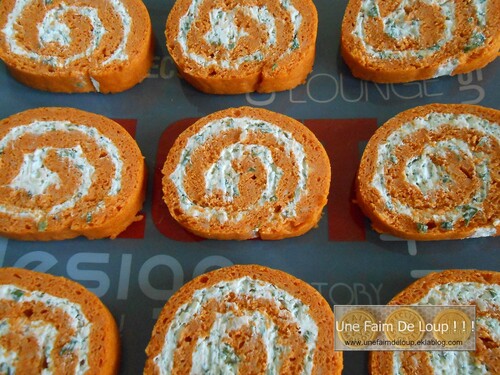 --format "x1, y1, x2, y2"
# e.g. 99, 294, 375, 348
152, 119, 204, 242
304, 119, 378, 242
